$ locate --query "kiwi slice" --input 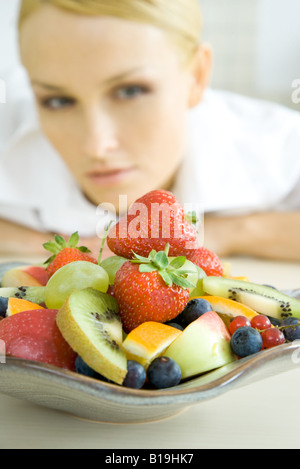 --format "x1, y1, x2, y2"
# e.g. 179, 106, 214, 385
0, 286, 45, 305
202, 277, 300, 320
56, 288, 127, 385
